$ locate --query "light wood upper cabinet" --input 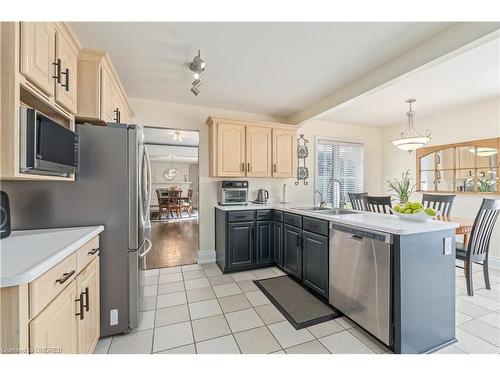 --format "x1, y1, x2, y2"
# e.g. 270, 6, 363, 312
19, 22, 56, 97
77, 49, 134, 124
246, 126, 272, 177
100, 64, 117, 122
207, 117, 297, 178
216, 122, 246, 177
54, 27, 78, 114
76, 257, 100, 354
29, 279, 78, 354
272, 128, 297, 178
